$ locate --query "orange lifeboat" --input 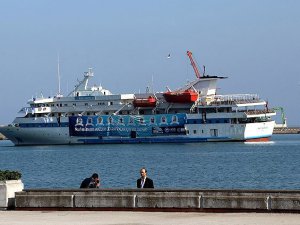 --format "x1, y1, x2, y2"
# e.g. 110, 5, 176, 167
133, 96, 157, 107
163, 90, 198, 103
